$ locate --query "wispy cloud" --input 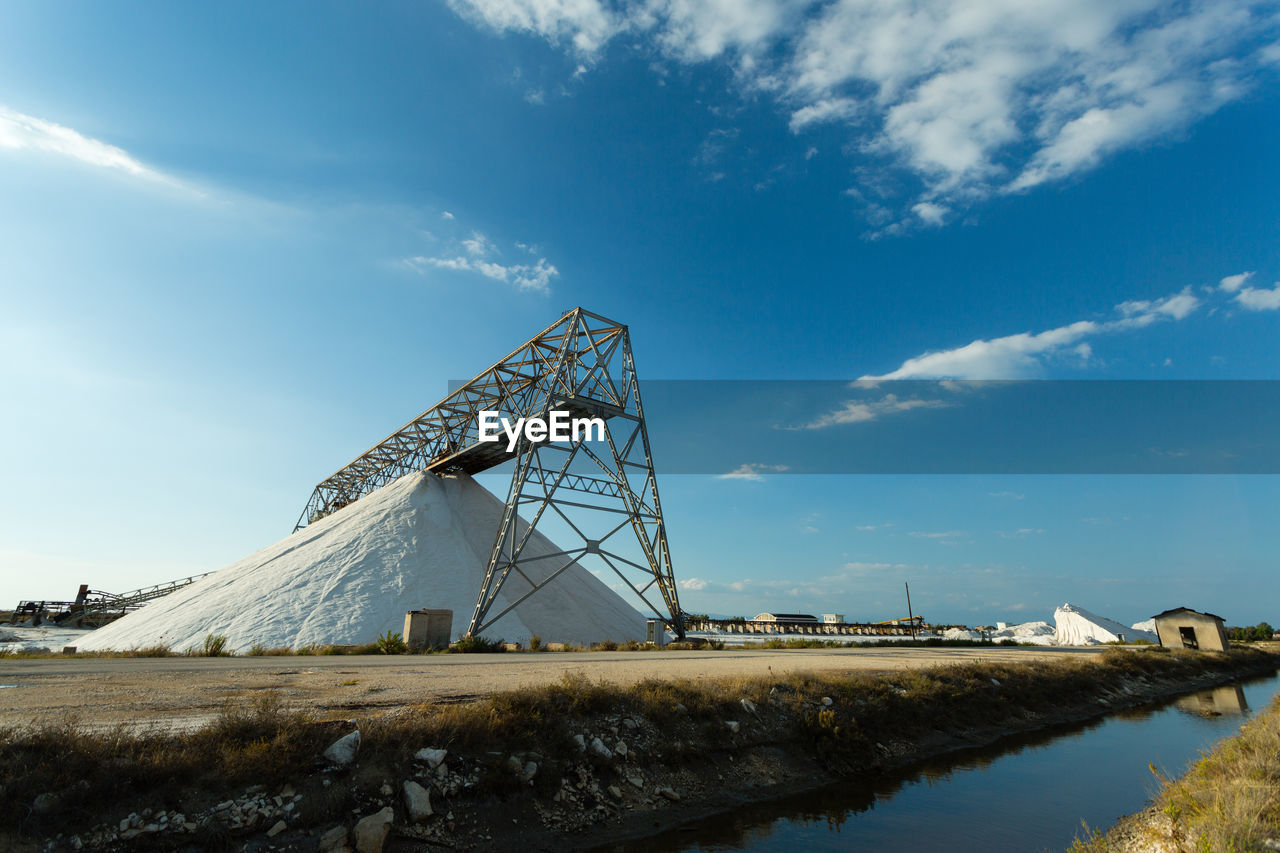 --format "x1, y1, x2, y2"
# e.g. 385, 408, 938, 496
999, 528, 1046, 539
0, 104, 186, 190
404, 226, 559, 293
909, 530, 969, 542
796, 393, 951, 429
448, 0, 1280, 232
717, 462, 790, 481
863, 286, 1203, 379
